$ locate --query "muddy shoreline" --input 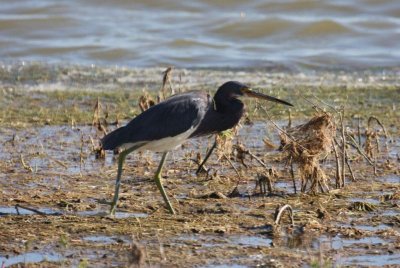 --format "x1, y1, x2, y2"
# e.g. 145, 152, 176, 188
0, 65, 399, 267
1, 121, 399, 267
1, 63, 399, 92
